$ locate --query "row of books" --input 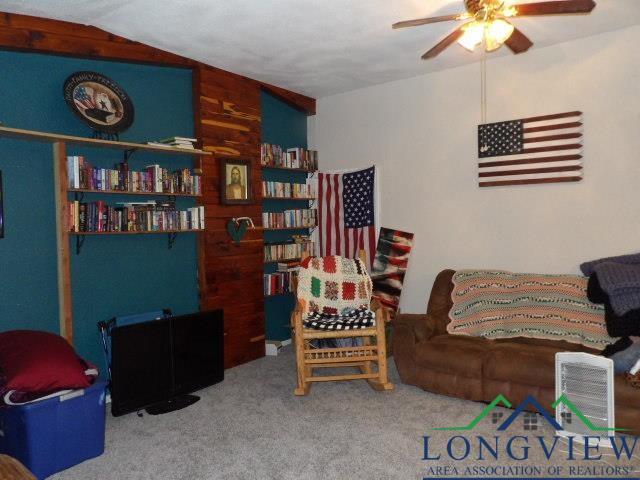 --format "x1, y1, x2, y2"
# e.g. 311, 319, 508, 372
262, 209, 316, 229
260, 144, 318, 171
264, 270, 298, 296
264, 239, 314, 262
67, 200, 204, 233
262, 181, 315, 199
147, 136, 197, 150
67, 156, 201, 195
